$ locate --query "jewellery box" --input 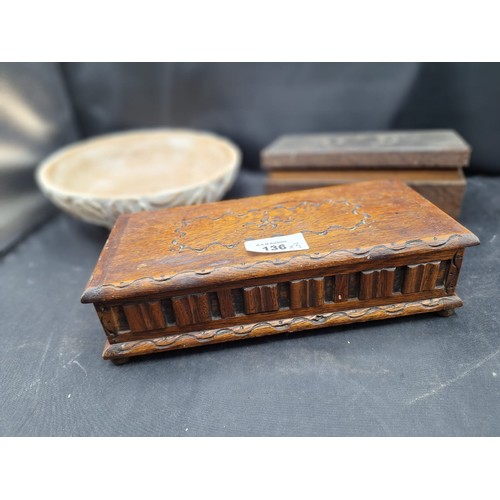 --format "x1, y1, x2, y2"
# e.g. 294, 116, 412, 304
262, 130, 470, 219
81, 180, 479, 364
